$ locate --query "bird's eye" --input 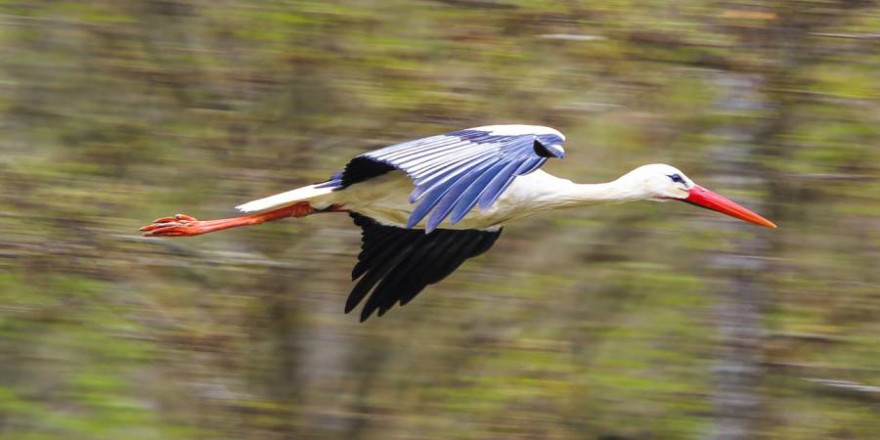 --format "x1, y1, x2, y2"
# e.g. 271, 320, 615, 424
667, 174, 685, 184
